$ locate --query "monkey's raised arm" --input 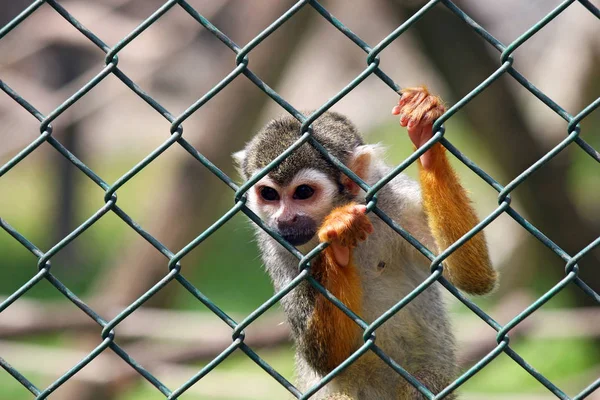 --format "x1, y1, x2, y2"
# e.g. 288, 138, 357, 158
394, 87, 497, 295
